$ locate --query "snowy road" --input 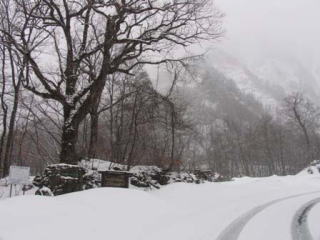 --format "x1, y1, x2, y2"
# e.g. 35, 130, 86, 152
291, 197, 320, 240
217, 192, 320, 240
